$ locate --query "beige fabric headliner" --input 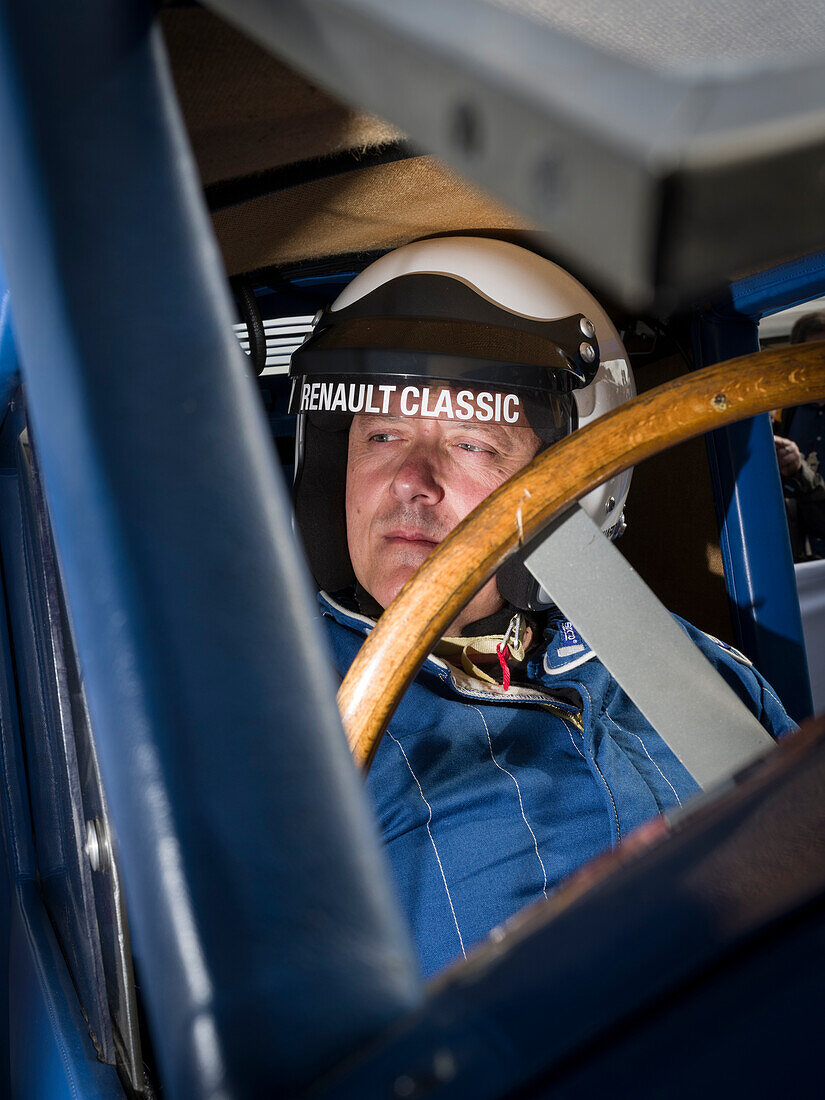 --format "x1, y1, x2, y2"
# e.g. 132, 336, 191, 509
213, 156, 529, 276
162, 8, 531, 275
162, 8, 403, 186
